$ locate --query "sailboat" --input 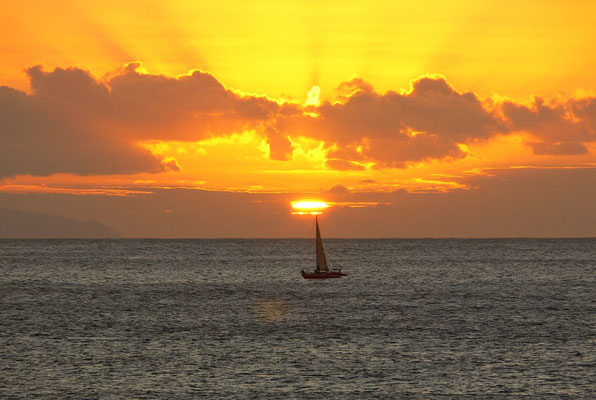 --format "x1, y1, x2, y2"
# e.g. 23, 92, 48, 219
301, 215, 347, 279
